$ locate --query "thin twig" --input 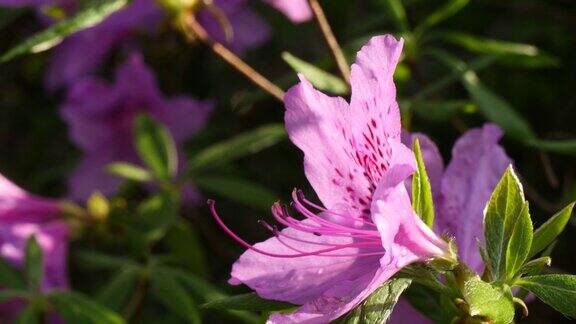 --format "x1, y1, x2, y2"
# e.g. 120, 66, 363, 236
539, 151, 560, 189
308, 0, 351, 84
181, 12, 285, 102
123, 277, 148, 321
